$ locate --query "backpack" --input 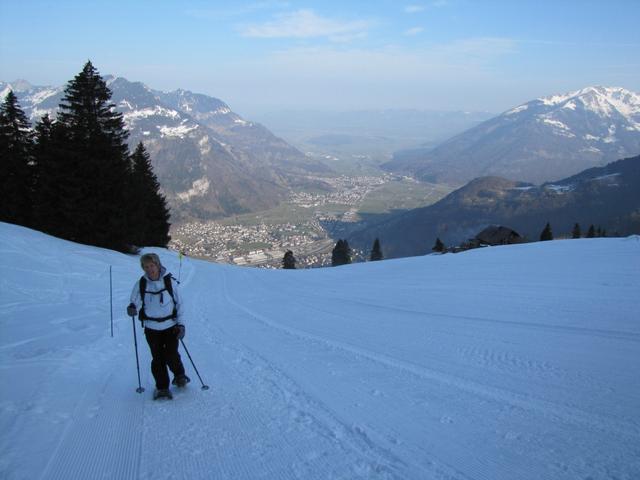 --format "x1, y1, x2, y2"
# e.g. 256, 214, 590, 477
139, 274, 177, 322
